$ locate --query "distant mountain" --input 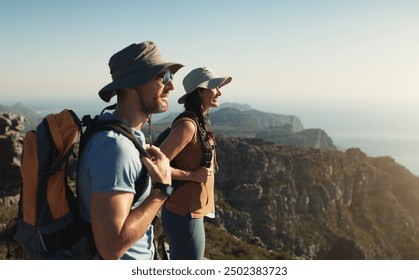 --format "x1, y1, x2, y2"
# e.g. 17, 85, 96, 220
150, 103, 335, 150
155, 112, 181, 124
214, 102, 253, 111
158, 104, 304, 132
257, 128, 335, 150
156, 103, 254, 123
212, 107, 304, 132
0, 103, 41, 132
